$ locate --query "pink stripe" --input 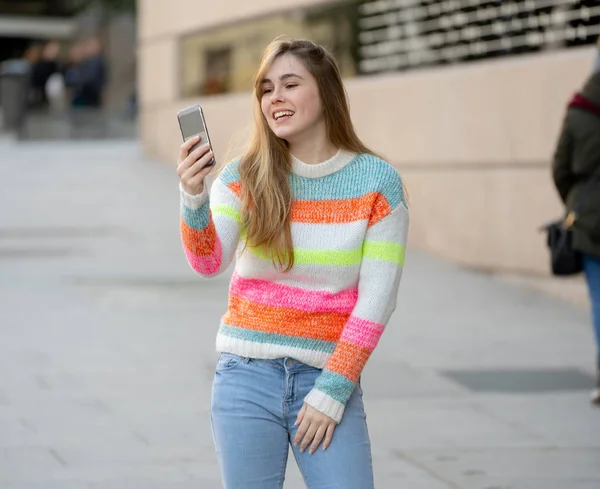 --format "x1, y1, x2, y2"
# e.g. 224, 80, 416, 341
340, 316, 385, 351
183, 237, 222, 275
229, 272, 358, 313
